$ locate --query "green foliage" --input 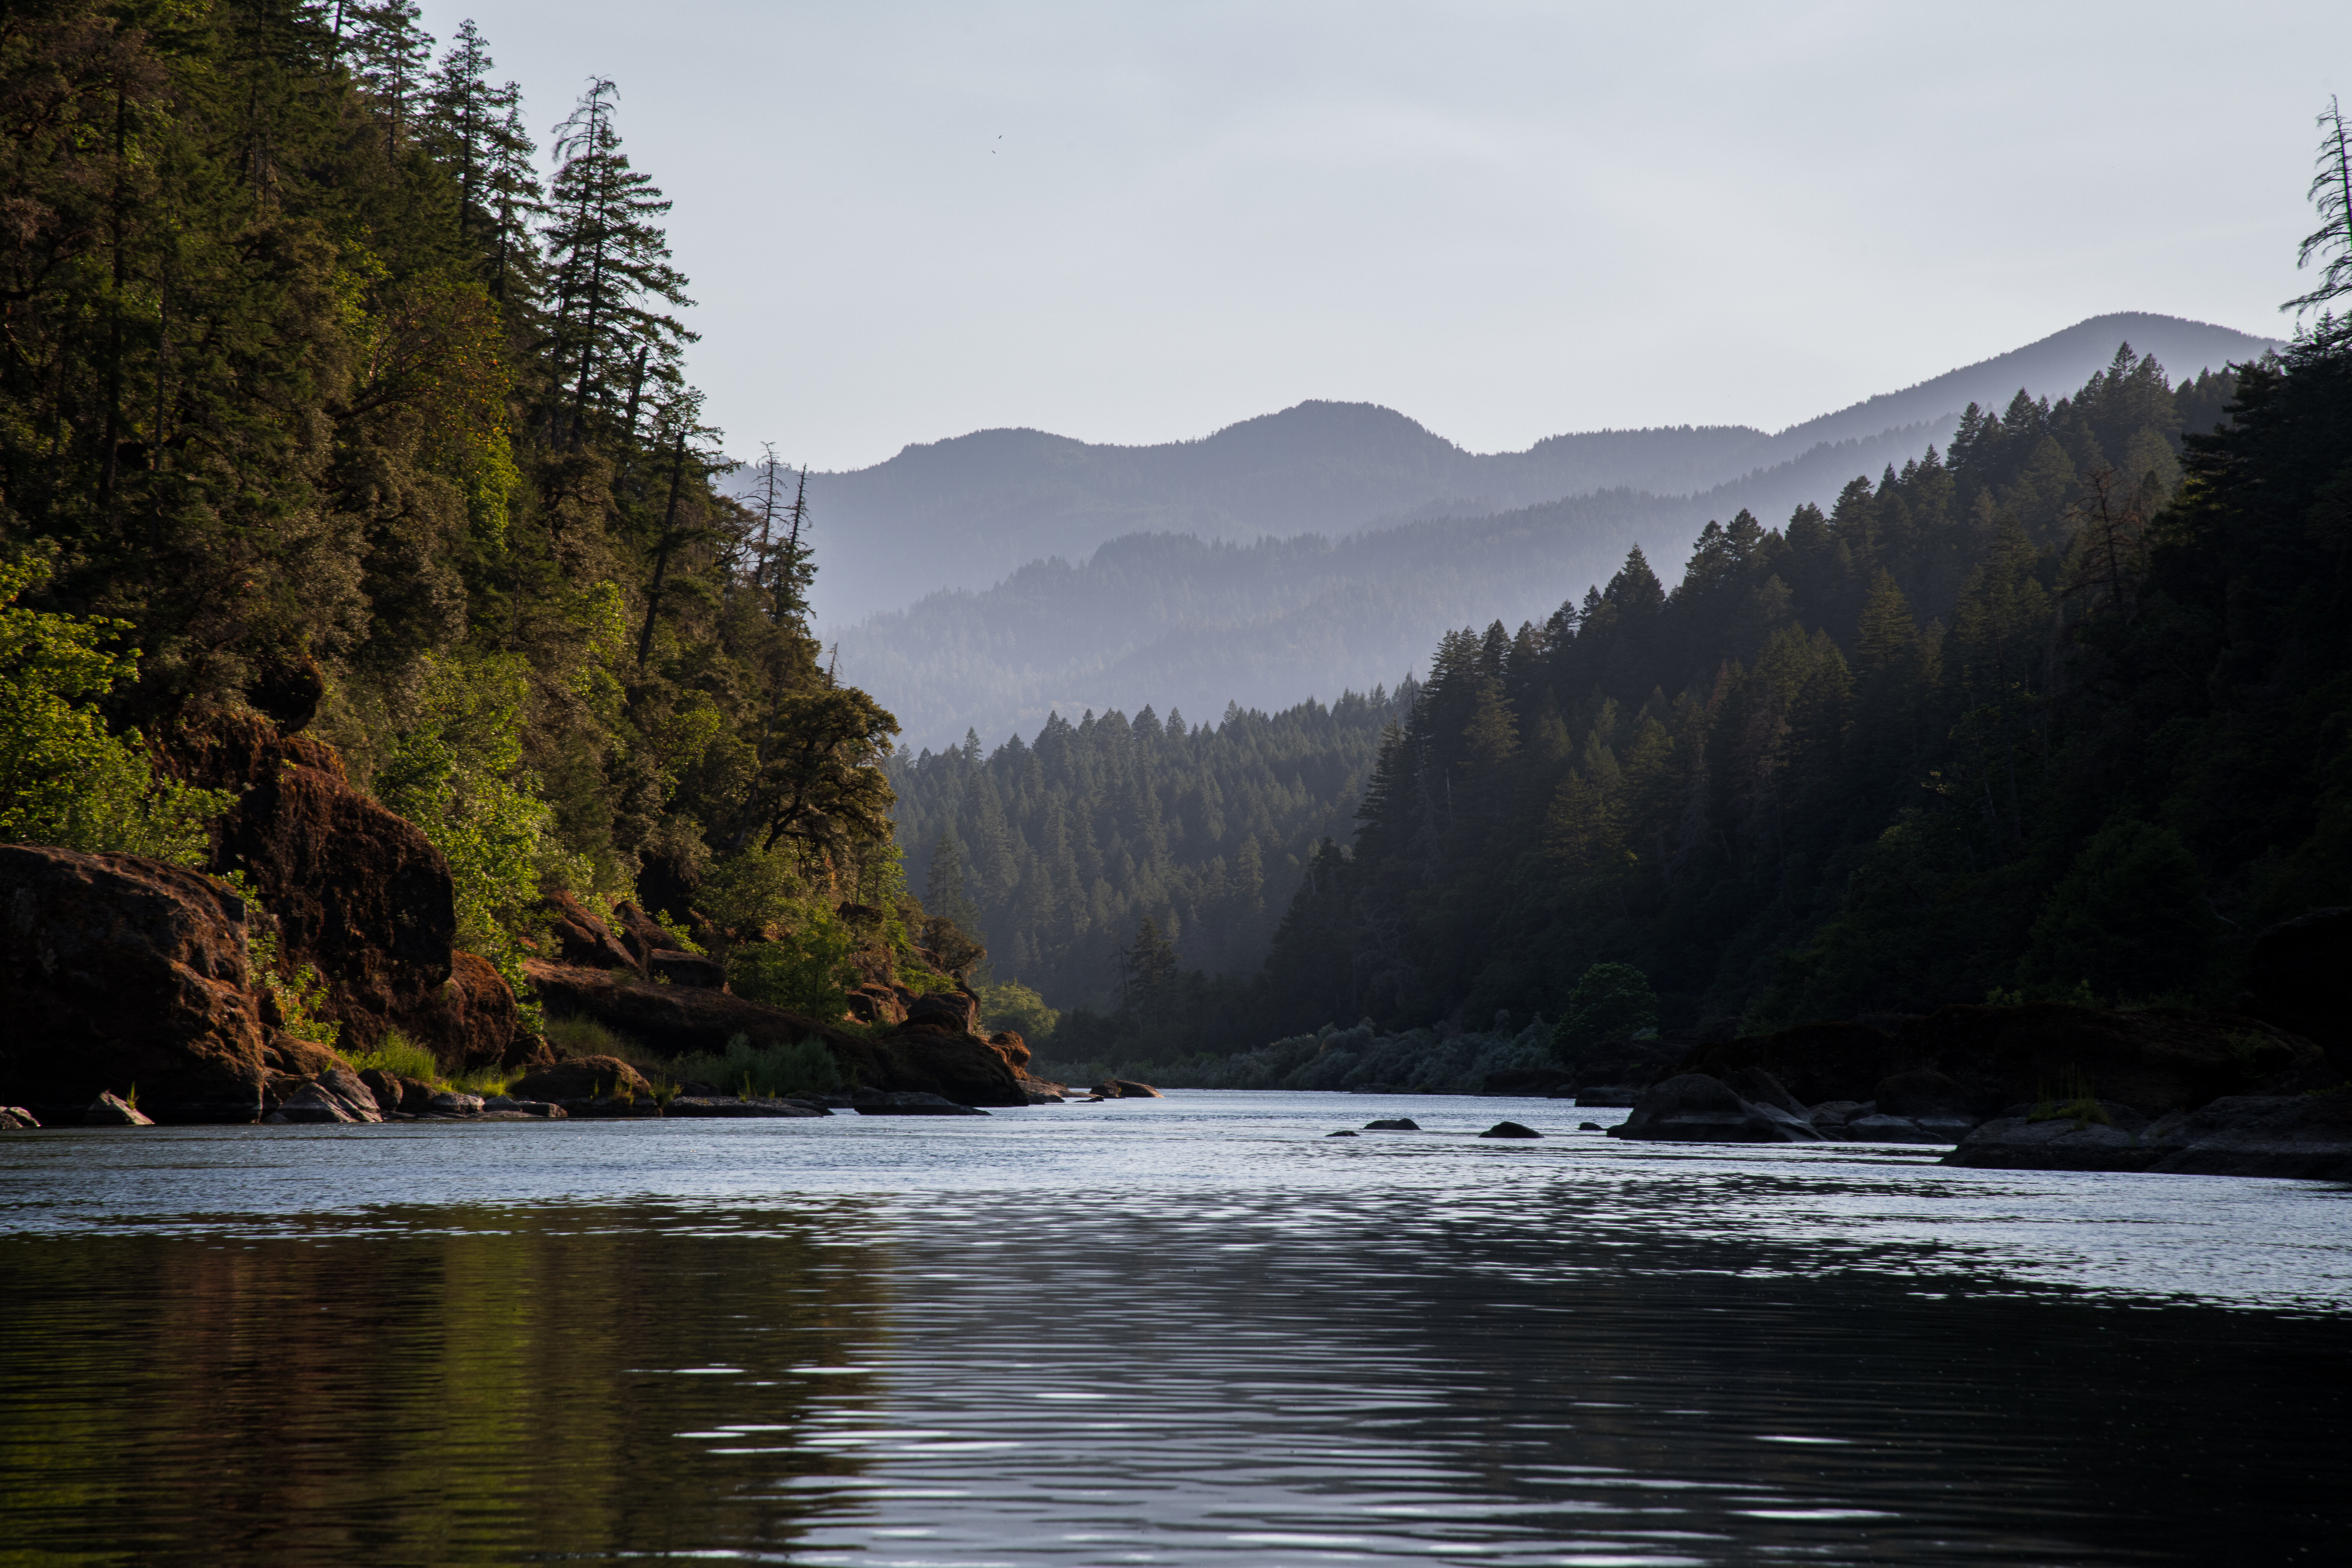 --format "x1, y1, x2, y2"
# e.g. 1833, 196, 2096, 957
726, 908, 857, 1020
0, 4, 902, 1027
666, 1032, 842, 1098
222, 870, 342, 1050
0, 561, 231, 864
1549, 963, 1659, 1062
977, 979, 1060, 1044
543, 1014, 639, 1060
2020, 820, 2214, 1000
346, 1030, 440, 1082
